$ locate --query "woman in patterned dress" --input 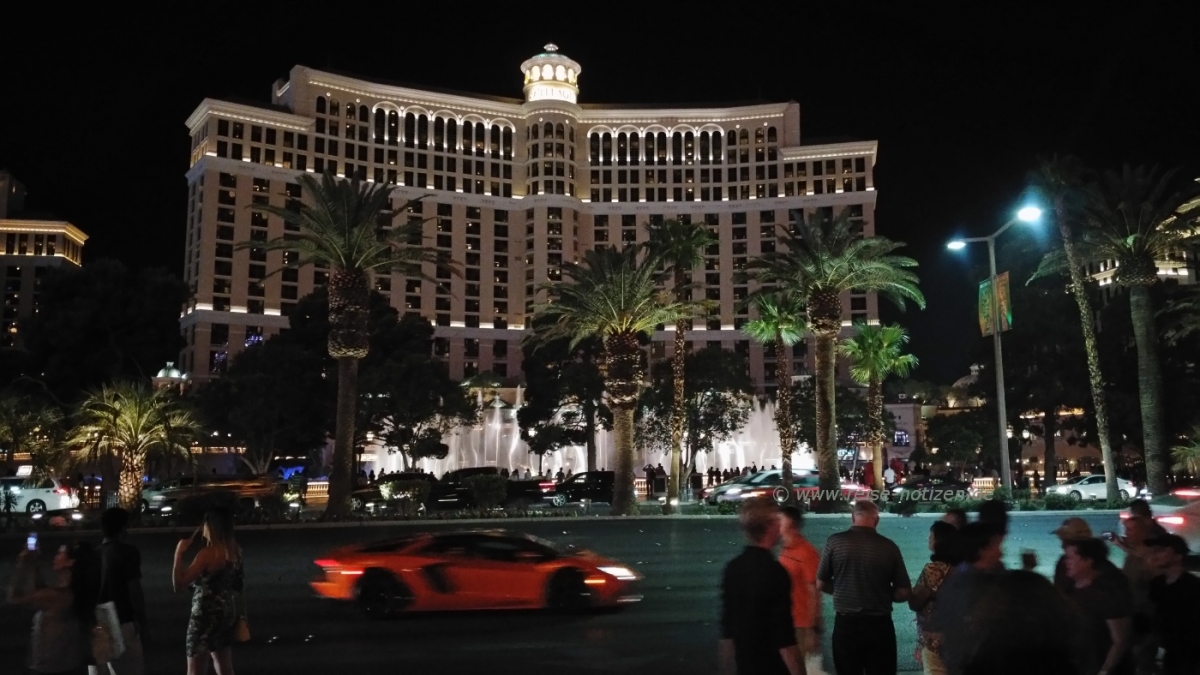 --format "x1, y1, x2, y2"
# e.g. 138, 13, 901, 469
909, 521, 958, 675
172, 507, 244, 675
